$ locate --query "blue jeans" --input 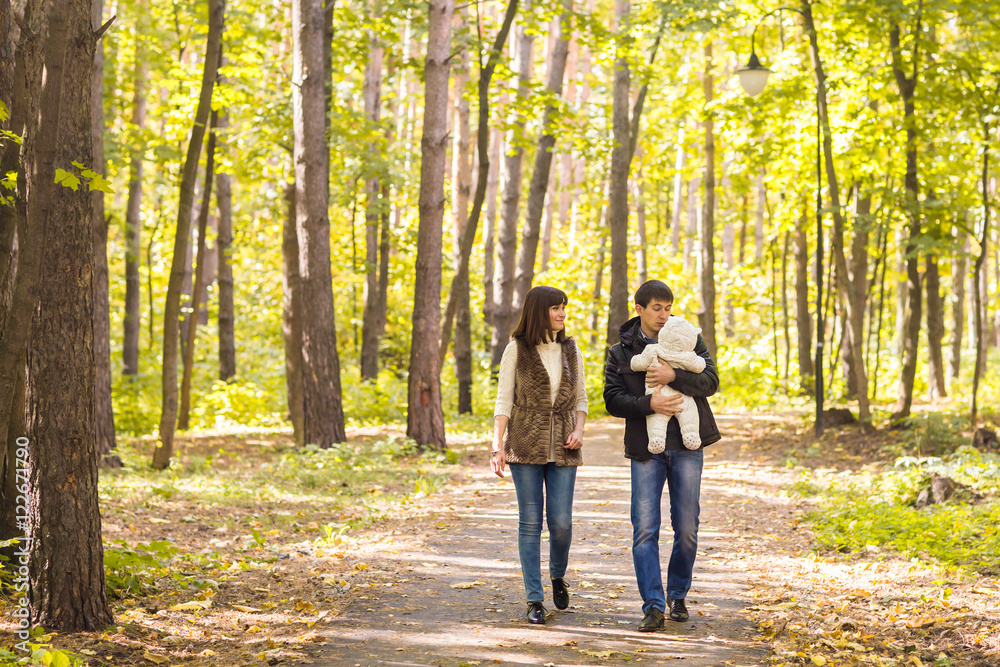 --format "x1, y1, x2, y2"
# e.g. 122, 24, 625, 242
509, 462, 577, 603
630, 449, 703, 613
